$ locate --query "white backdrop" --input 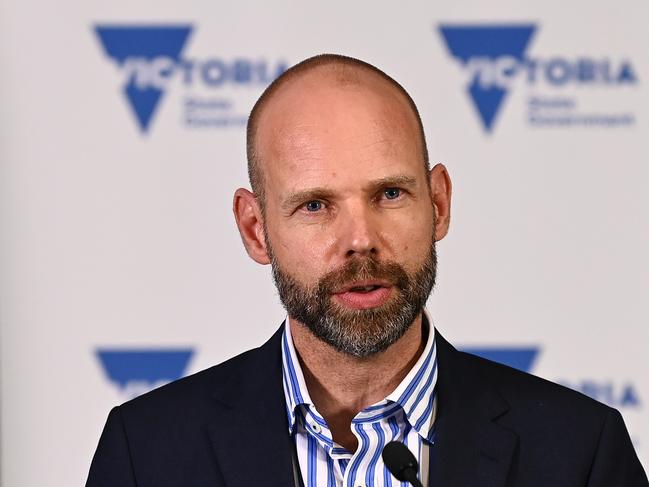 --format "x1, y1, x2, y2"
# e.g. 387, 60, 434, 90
1, 0, 647, 485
